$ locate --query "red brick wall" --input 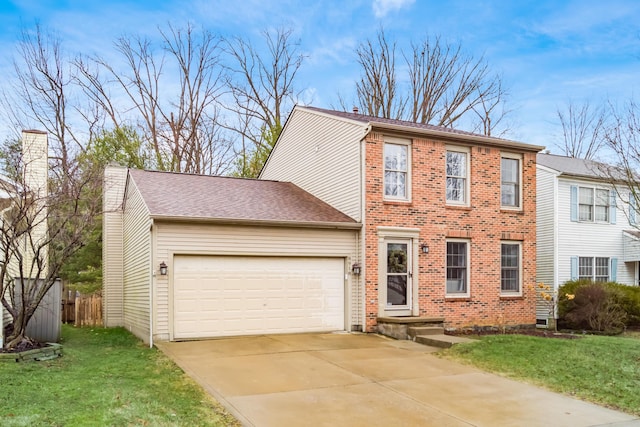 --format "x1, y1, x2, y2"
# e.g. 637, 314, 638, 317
364, 132, 537, 331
